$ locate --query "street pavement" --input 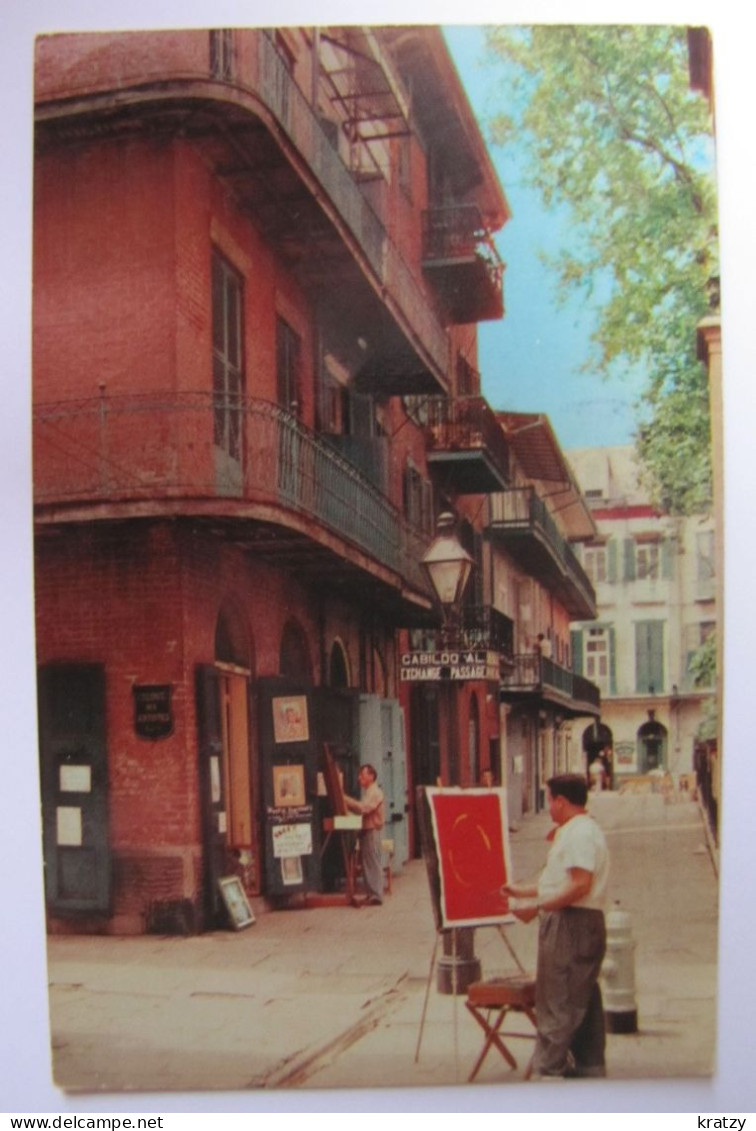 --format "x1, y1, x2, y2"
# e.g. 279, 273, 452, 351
45, 790, 718, 1103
